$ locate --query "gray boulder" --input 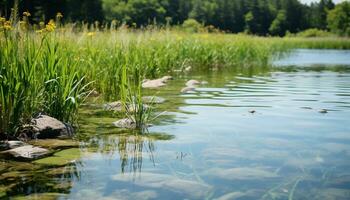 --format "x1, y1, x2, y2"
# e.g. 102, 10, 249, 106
104, 101, 123, 111
113, 118, 136, 129
2, 145, 50, 160
1, 140, 27, 151
142, 76, 173, 89
6, 141, 26, 149
186, 80, 201, 87
30, 115, 73, 139
104, 101, 150, 112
